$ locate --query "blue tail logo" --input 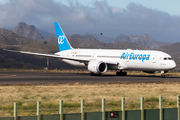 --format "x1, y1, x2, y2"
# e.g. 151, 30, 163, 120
54, 22, 72, 52
58, 35, 65, 44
